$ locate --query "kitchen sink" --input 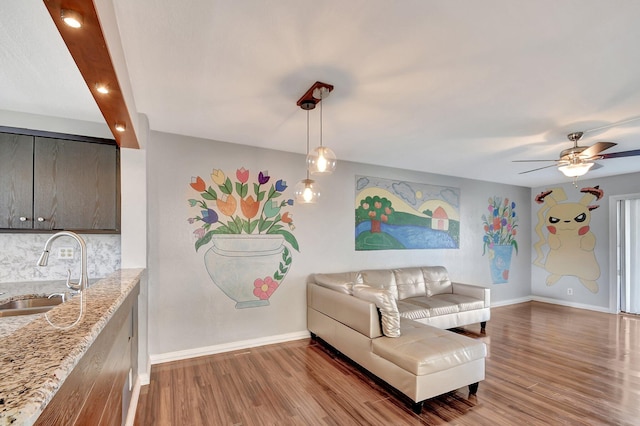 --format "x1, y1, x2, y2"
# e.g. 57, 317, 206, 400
0, 295, 64, 317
